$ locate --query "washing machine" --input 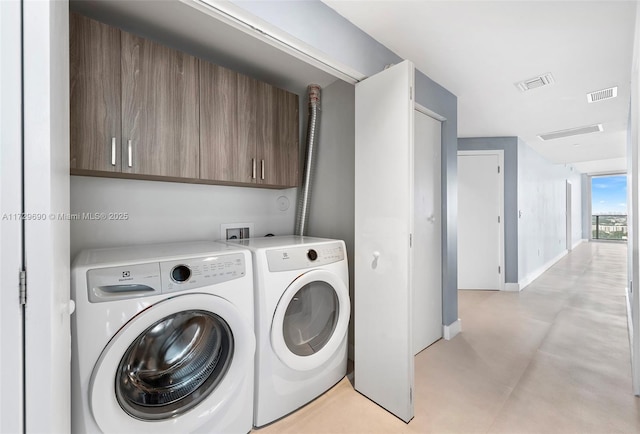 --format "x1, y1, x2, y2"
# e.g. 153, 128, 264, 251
71, 241, 255, 434
226, 235, 350, 427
